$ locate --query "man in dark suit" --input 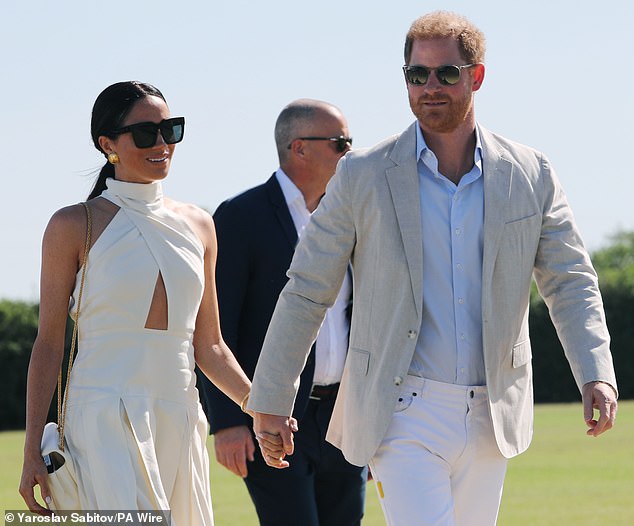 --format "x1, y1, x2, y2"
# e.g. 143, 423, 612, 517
199, 99, 367, 526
